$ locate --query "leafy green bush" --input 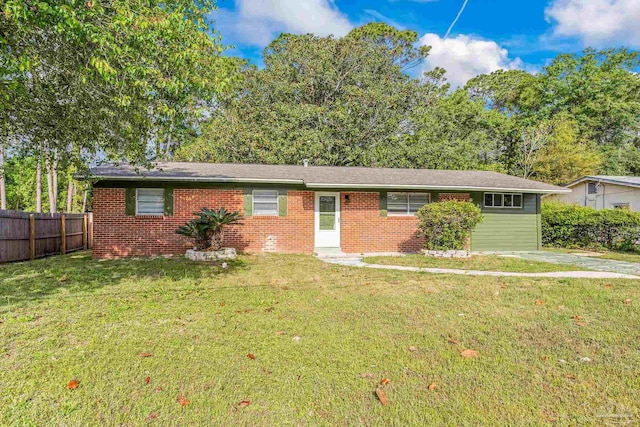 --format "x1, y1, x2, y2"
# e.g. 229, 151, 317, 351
542, 202, 640, 250
416, 201, 483, 250
176, 208, 241, 251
